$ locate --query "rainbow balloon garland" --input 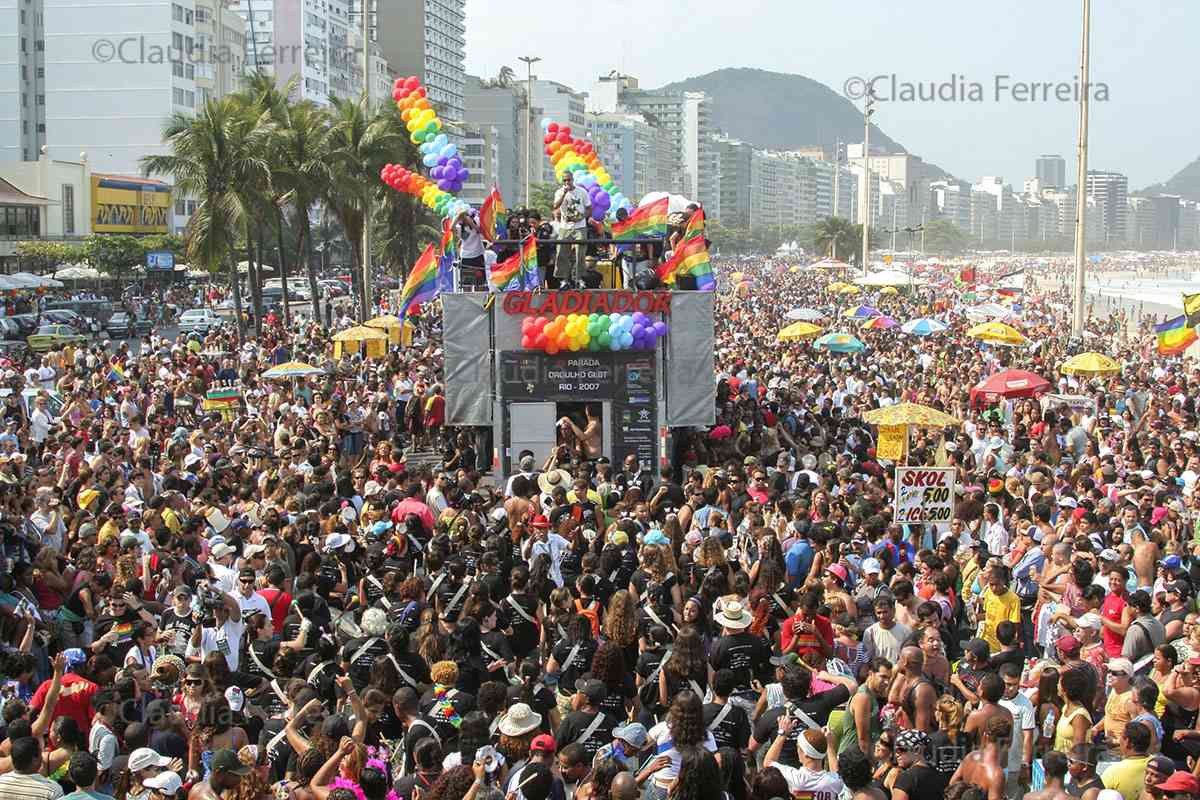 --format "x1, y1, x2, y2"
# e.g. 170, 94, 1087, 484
522, 311, 668, 354
542, 120, 634, 220
380, 76, 471, 220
